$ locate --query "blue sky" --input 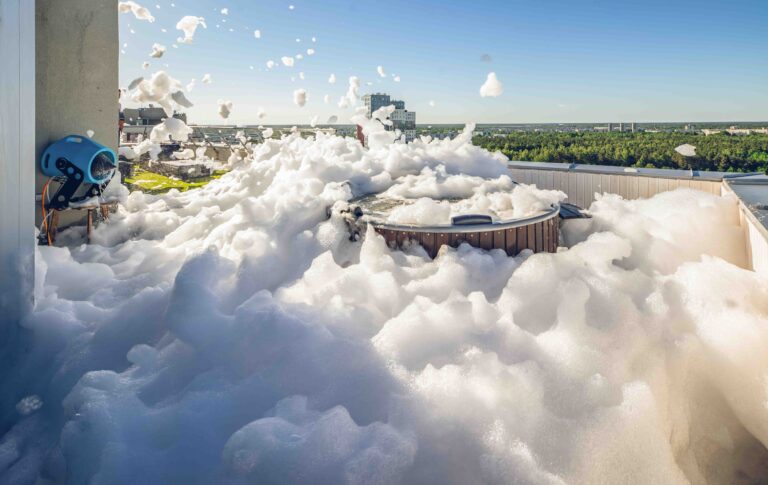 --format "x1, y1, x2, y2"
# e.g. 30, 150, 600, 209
119, 0, 768, 125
